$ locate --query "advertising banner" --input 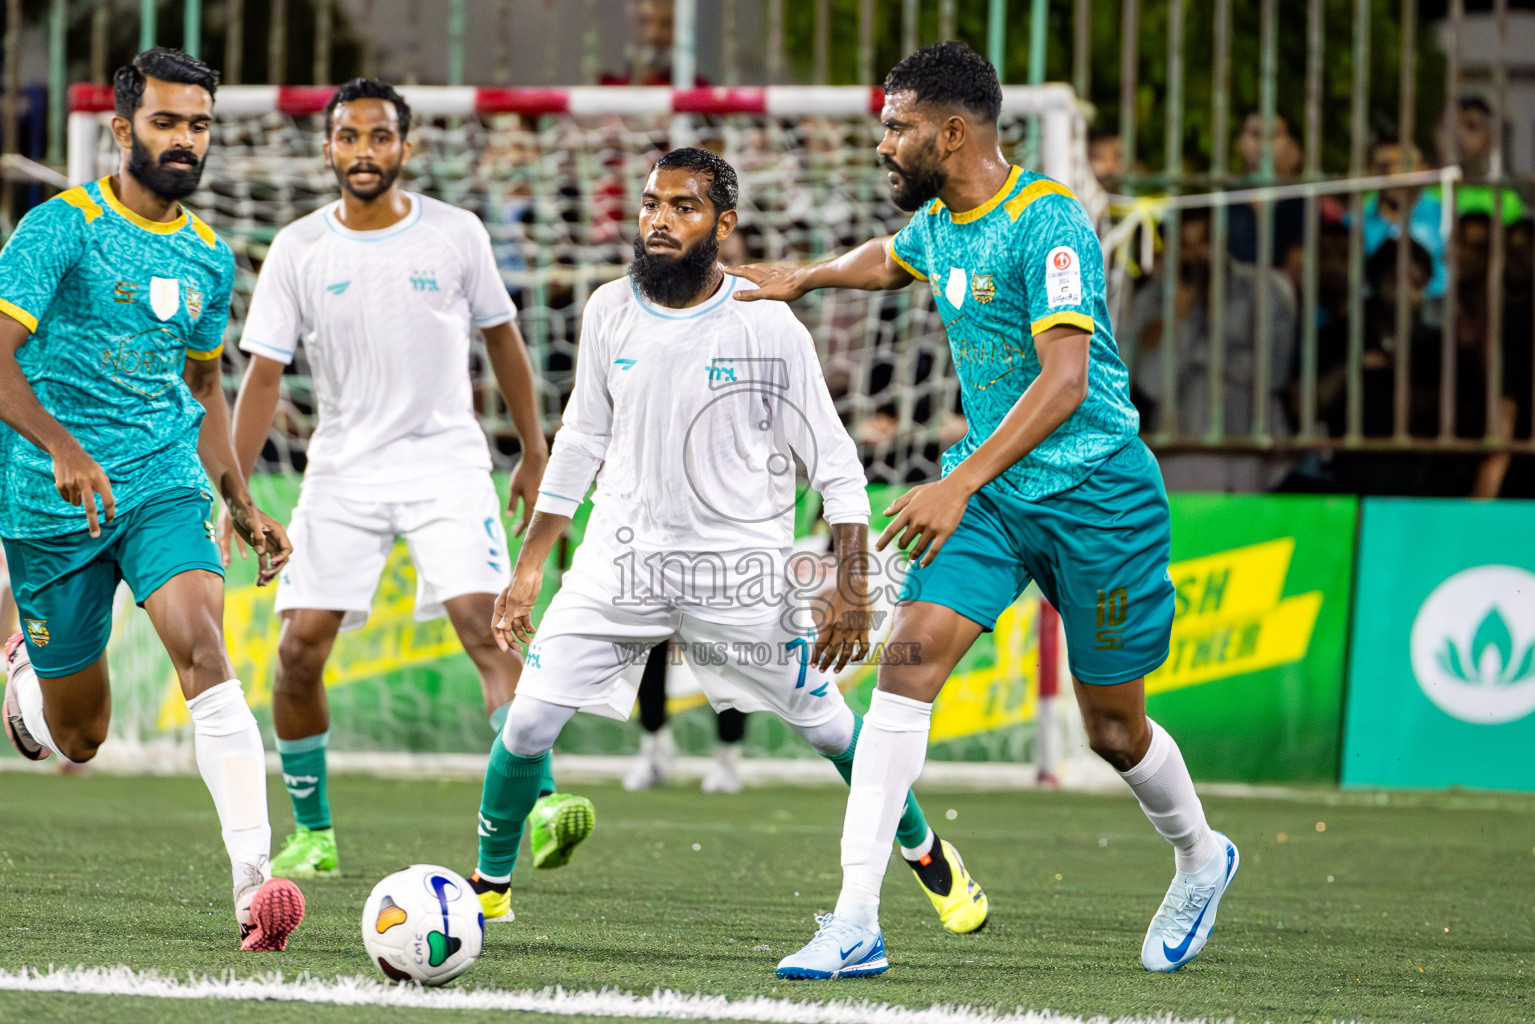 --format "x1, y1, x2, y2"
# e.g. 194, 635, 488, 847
81, 480, 1354, 778
1148, 494, 1357, 783
1343, 498, 1535, 791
